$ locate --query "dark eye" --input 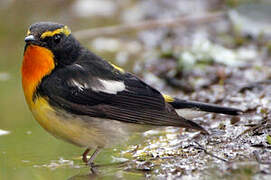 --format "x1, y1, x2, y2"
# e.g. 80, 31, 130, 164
53, 34, 62, 44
